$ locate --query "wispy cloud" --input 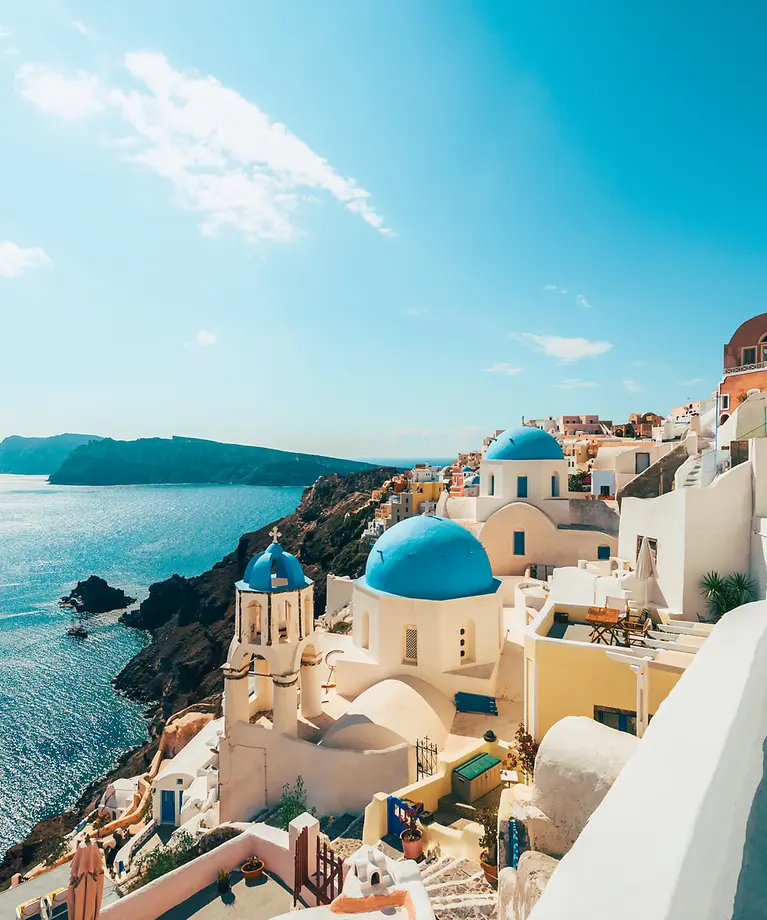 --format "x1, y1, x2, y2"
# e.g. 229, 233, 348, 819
680, 377, 704, 386
16, 63, 105, 119
631, 360, 645, 367
483, 363, 524, 376
72, 21, 88, 35
405, 307, 428, 318
511, 332, 613, 361
553, 378, 600, 389
543, 284, 558, 291
16, 52, 390, 243
575, 293, 591, 309
623, 379, 643, 393
0, 241, 52, 278
194, 330, 217, 347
